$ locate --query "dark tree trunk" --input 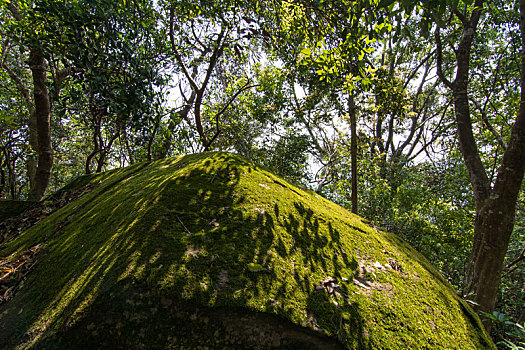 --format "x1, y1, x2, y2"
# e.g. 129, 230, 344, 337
7, 152, 16, 200
121, 126, 134, 165
27, 46, 52, 202
434, 0, 525, 326
86, 107, 101, 175
349, 93, 358, 214
27, 111, 38, 196
0, 163, 5, 199
464, 1, 525, 317
95, 131, 119, 173
6, 4, 53, 201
